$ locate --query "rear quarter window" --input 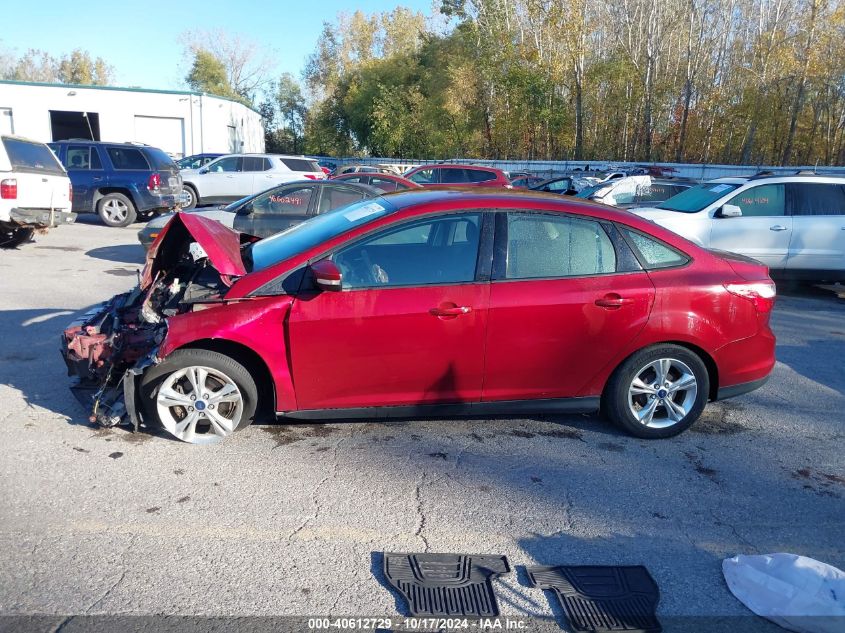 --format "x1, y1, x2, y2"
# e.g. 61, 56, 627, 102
281, 158, 320, 172
143, 148, 178, 170
468, 169, 496, 183
2, 137, 65, 175
621, 228, 689, 269
107, 147, 150, 170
